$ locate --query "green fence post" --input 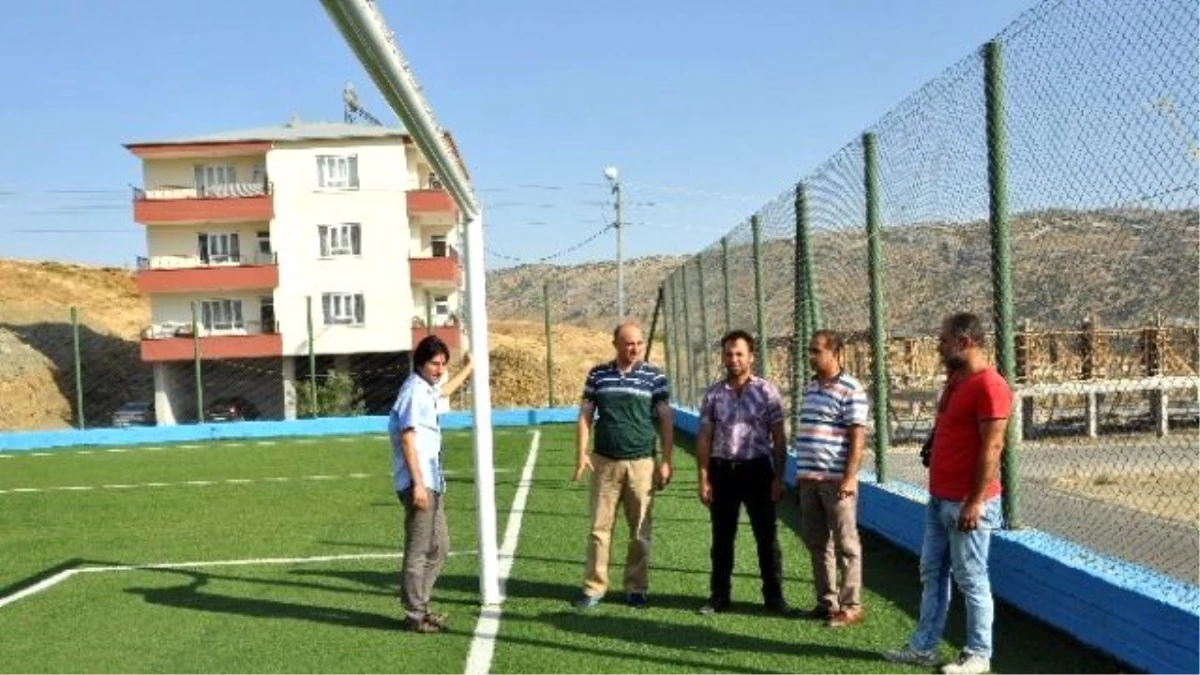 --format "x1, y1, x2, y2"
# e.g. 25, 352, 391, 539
793, 184, 810, 418
751, 215, 768, 379
721, 236, 732, 334
544, 281, 555, 408
70, 307, 85, 429
695, 257, 710, 388
682, 263, 696, 408
646, 285, 663, 364
307, 296, 318, 418
658, 285, 672, 379
670, 275, 684, 401
986, 39, 1019, 528
864, 132, 891, 482
191, 301, 204, 423
804, 214, 822, 332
